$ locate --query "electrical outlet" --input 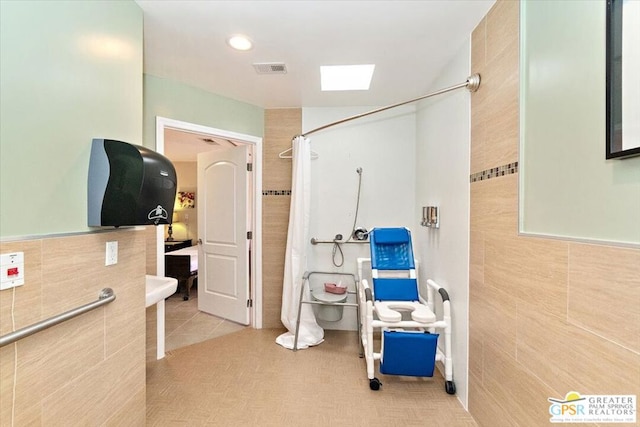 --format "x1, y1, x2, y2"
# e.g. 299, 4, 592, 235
105, 241, 118, 266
